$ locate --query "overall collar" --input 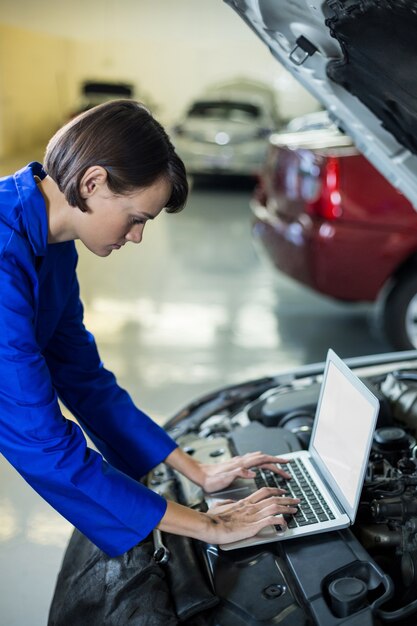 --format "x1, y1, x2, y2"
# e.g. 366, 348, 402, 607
13, 162, 48, 257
